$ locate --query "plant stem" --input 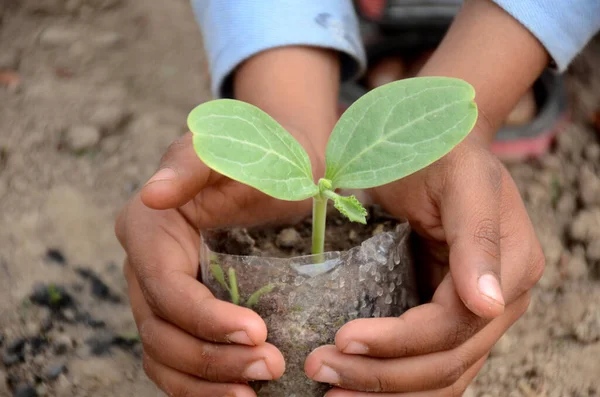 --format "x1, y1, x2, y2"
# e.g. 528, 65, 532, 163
228, 268, 240, 305
312, 196, 328, 257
